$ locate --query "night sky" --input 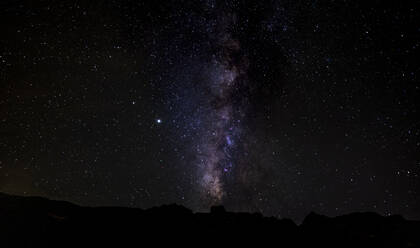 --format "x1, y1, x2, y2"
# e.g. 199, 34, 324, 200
1, 0, 419, 221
